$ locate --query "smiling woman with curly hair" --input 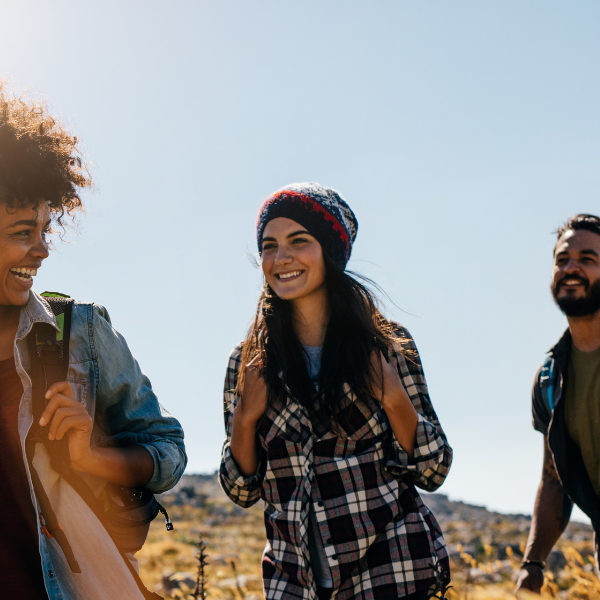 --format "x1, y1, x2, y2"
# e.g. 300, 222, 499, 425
0, 84, 186, 600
